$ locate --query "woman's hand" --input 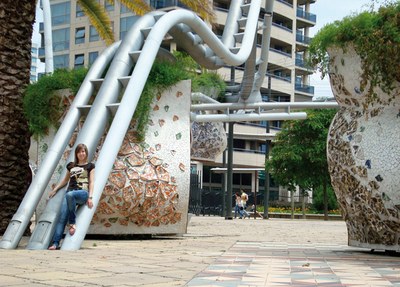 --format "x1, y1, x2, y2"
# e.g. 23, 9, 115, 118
49, 189, 57, 199
87, 198, 93, 208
